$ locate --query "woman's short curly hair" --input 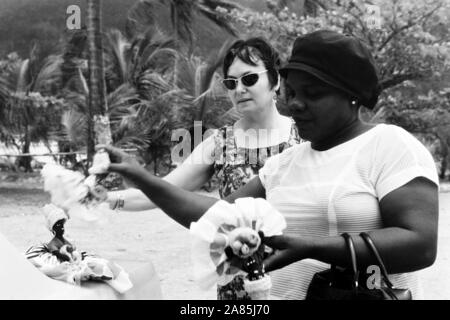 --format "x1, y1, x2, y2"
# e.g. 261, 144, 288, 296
222, 37, 281, 91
